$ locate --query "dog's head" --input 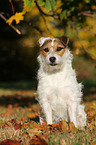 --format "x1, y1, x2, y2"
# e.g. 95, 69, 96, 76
38, 36, 70, 73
